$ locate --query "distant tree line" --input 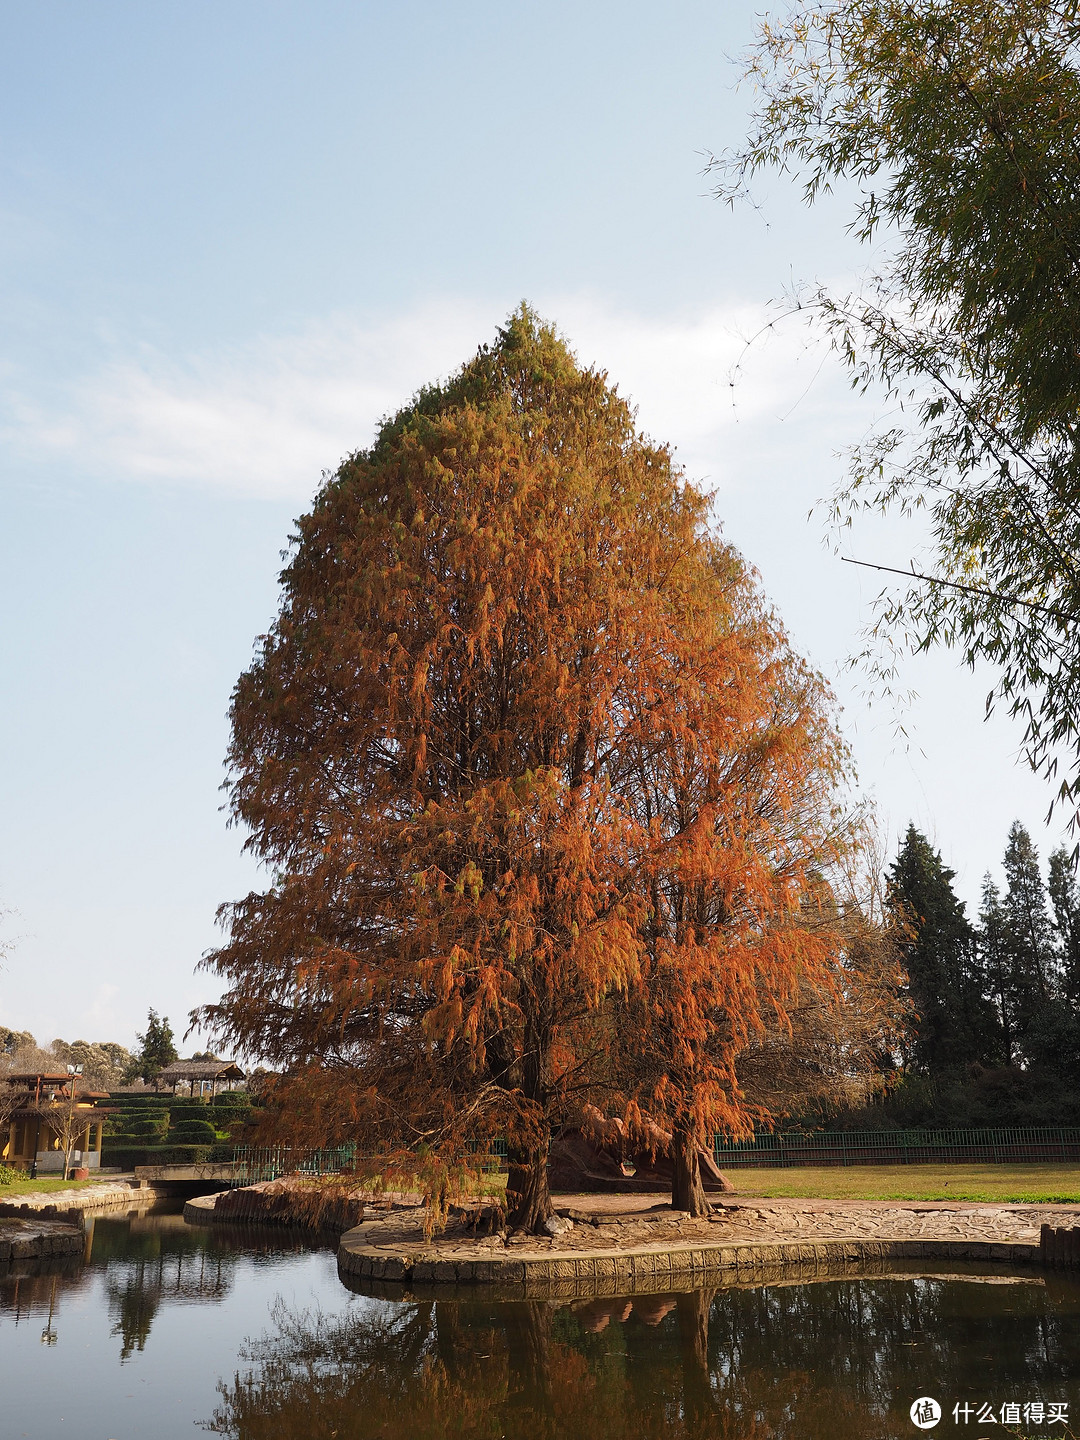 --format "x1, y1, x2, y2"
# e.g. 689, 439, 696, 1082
823, 821, 1080, 1129
0, 1008, 191, 1091
0, 1031, 134, 1090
